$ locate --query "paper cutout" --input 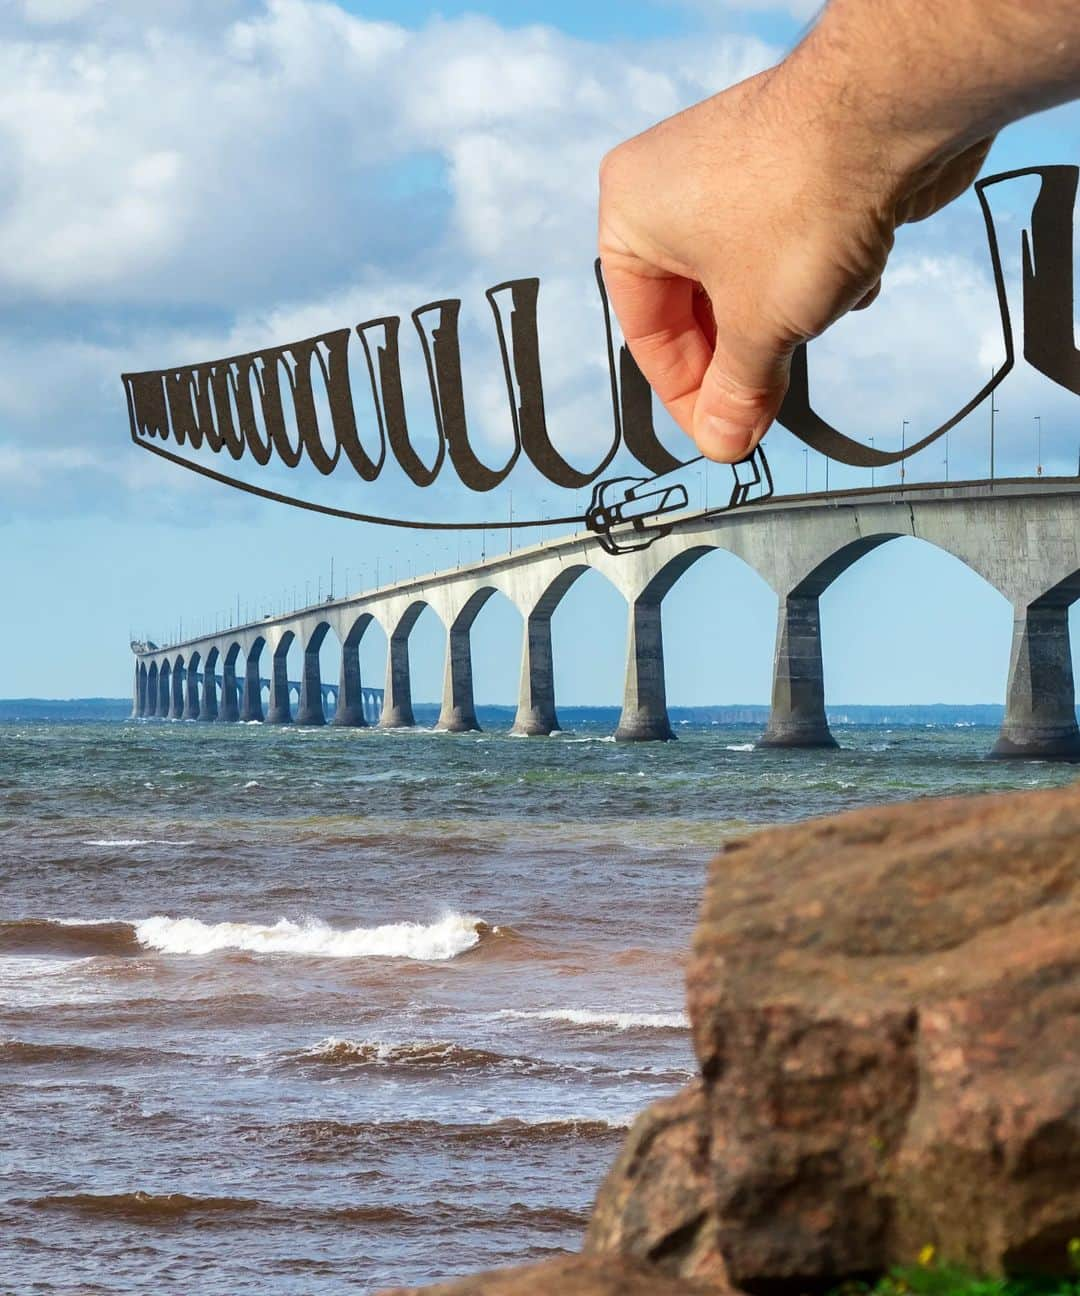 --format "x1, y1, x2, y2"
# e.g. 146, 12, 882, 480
123, 164, 1077, 555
